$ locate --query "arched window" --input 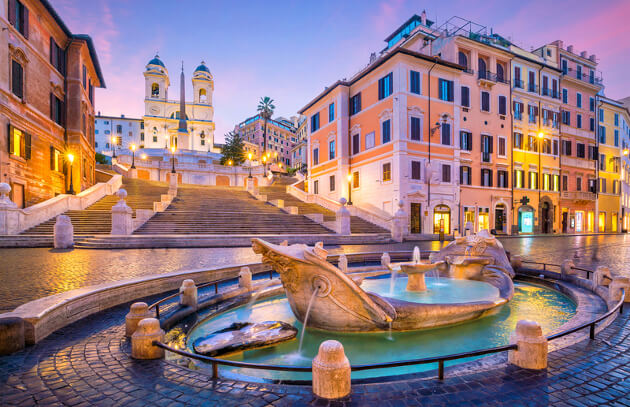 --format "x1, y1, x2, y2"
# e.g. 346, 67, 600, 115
199, 88, 207, 103
496, 63, 505, 82
170, 111, 188, 120
458, 52, 468, 69
151, 83, 159, 97
152, 127, 157, 134
478, 58, 487, 79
